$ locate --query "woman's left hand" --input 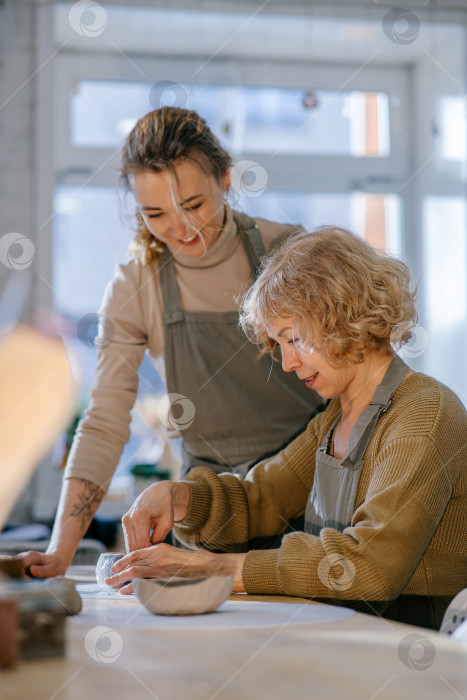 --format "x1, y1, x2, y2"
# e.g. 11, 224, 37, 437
105, 543, 246, 594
